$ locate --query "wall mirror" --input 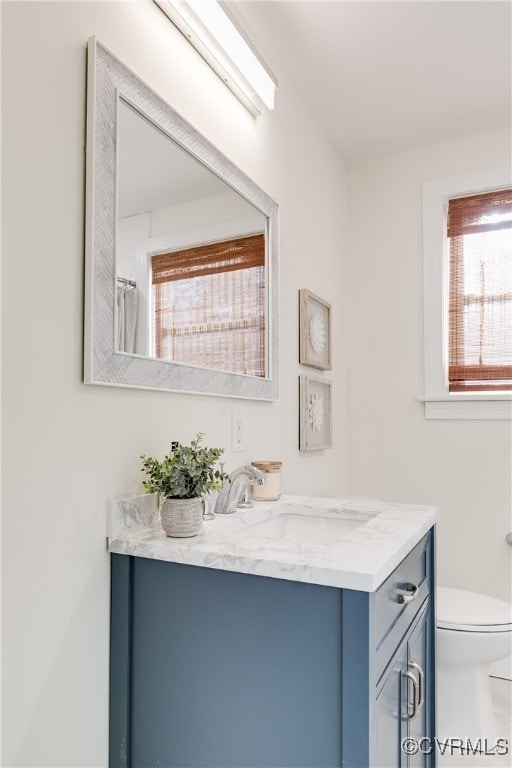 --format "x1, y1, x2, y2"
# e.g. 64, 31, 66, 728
85, 38, 279, 399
